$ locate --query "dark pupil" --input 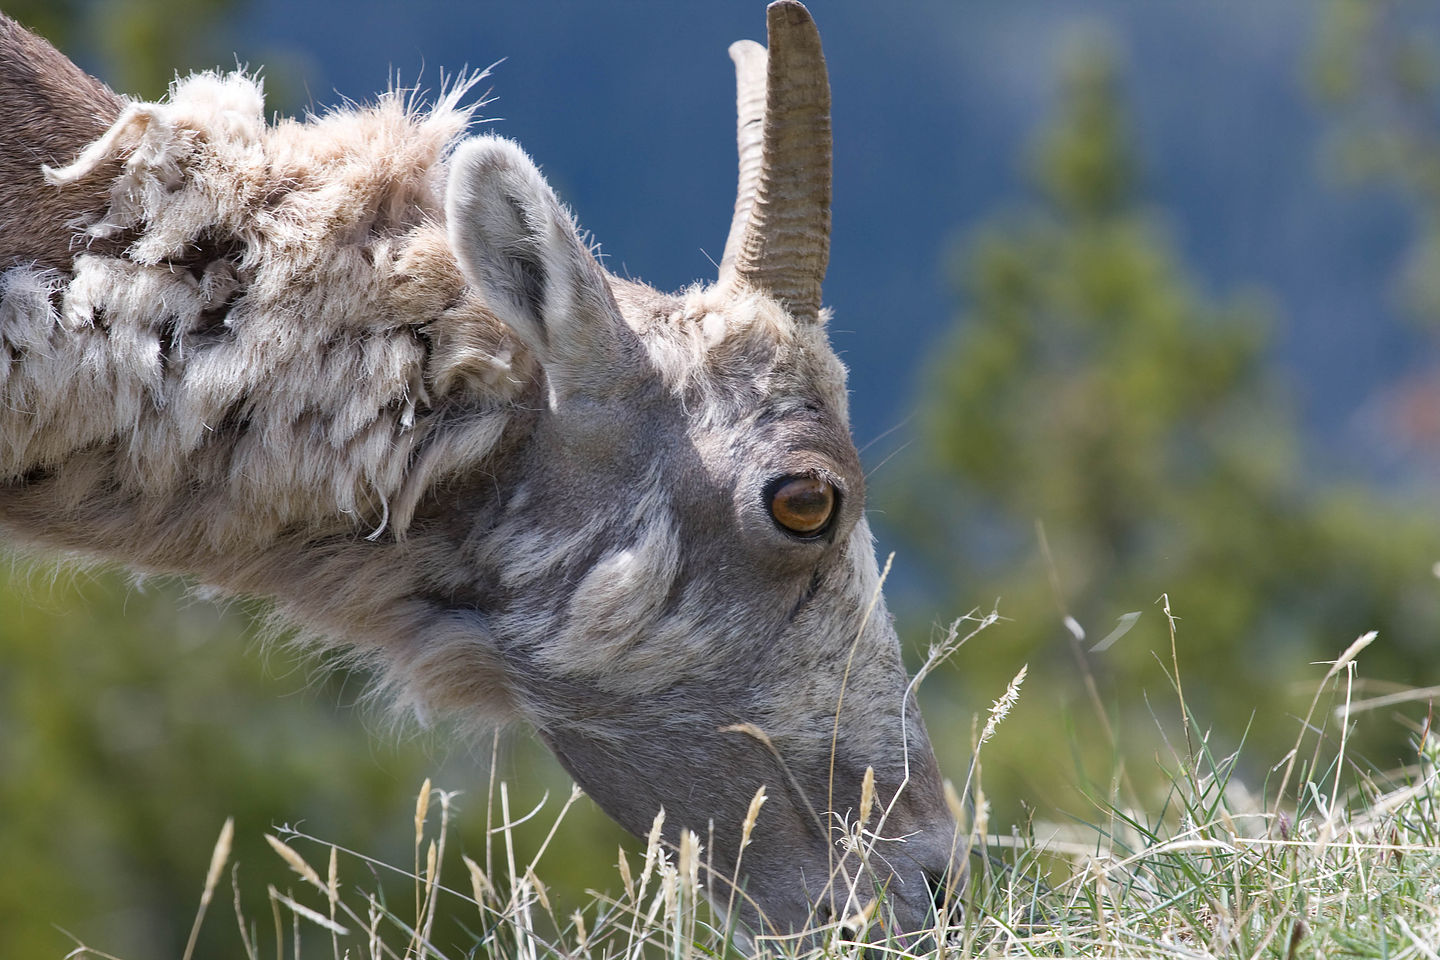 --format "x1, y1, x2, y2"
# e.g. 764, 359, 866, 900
773, 478, 833, 533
